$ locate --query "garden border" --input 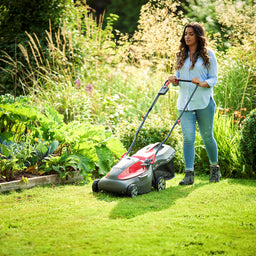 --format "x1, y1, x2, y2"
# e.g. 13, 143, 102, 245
0, 171, 84, 193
